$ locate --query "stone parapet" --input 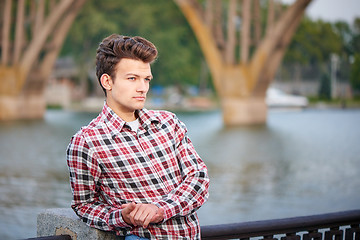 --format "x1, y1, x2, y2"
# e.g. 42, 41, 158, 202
37, 208, 124, 240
